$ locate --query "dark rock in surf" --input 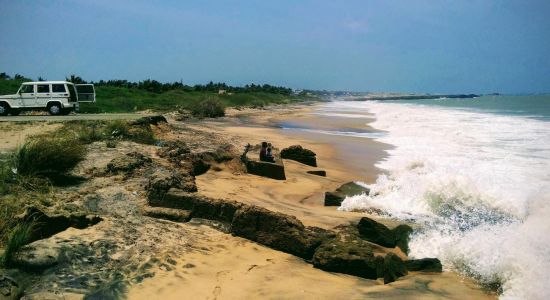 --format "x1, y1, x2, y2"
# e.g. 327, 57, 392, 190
405, 258, 442, 272
324, 182, 370, 206
357, 217, 413, 254
324, 192, 346, 206
280, 145, 317, 167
